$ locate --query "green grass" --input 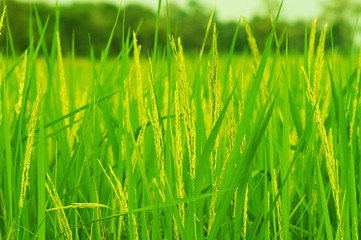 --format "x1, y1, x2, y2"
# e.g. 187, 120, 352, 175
0, 1, 361, 240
